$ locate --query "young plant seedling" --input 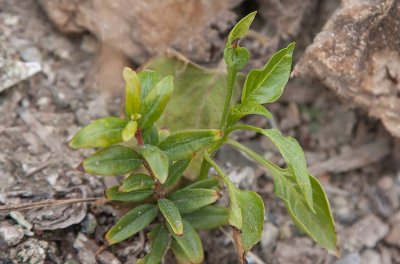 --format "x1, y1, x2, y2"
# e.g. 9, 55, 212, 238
70, 12, 337, 264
